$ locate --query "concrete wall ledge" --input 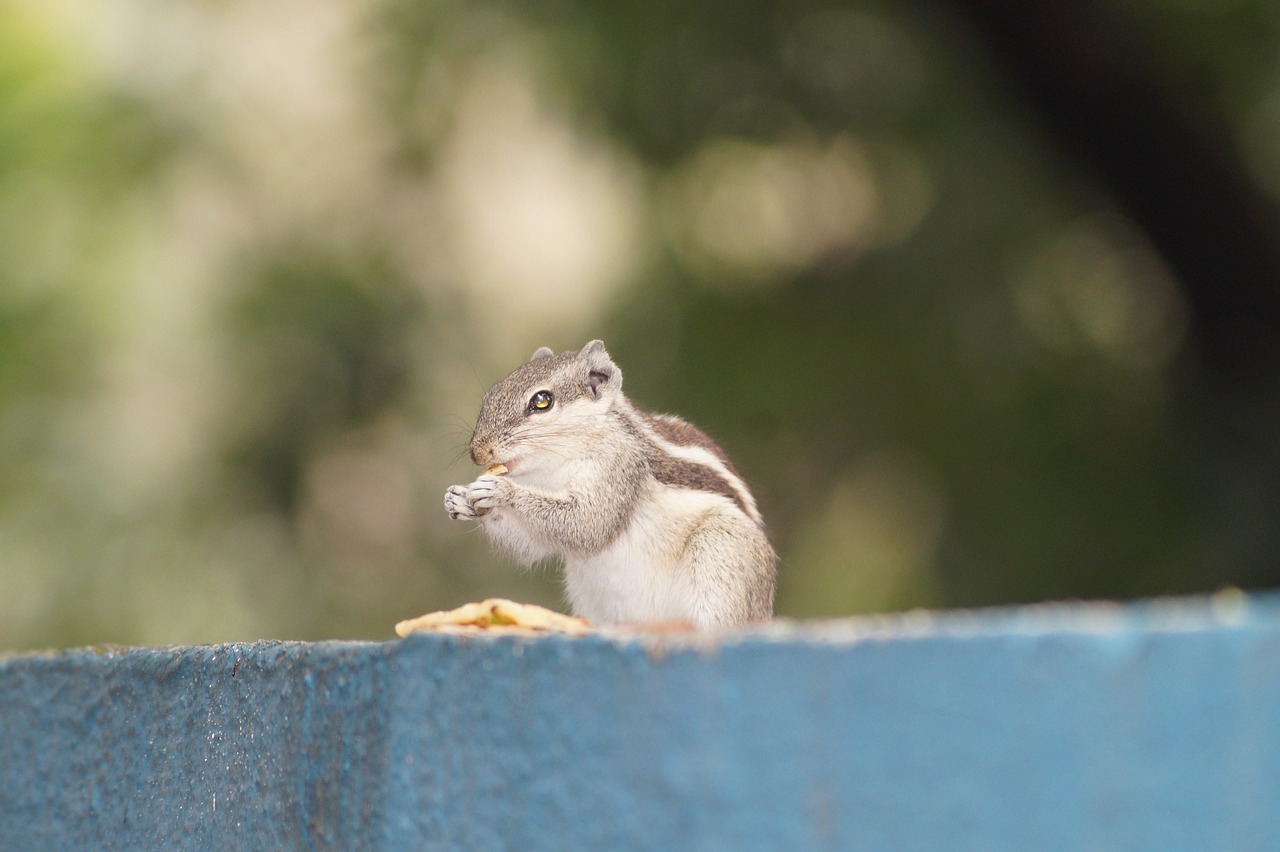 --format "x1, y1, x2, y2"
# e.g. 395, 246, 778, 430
3, 593, 1279, 850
